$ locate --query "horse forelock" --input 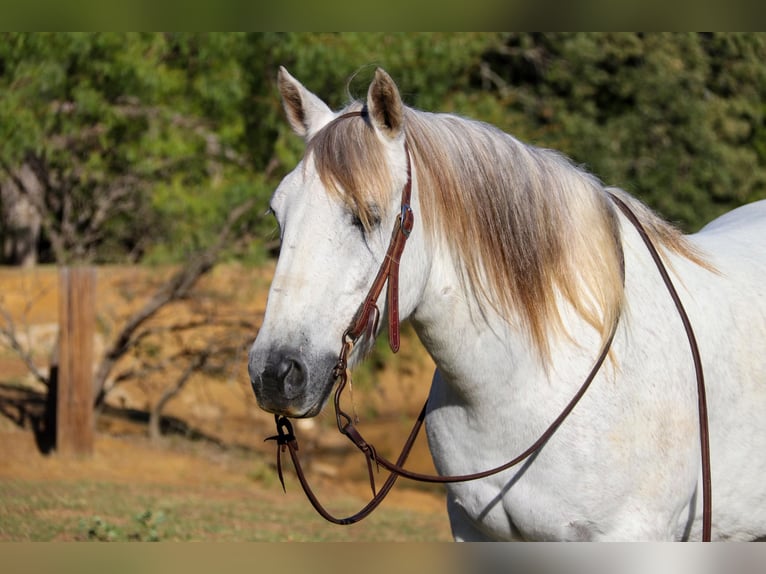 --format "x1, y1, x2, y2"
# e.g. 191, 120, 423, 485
306, 105, 396, 230
307, 103, 701, 361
